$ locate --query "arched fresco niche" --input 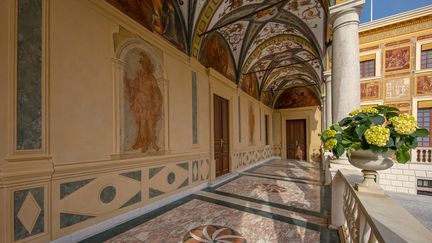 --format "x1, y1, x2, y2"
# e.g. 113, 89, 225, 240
106, 0, 187, 52
275, 86, 320, 109
114, 32, 167, 156
199, 32, 237, 82
241, 73, 259, 99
